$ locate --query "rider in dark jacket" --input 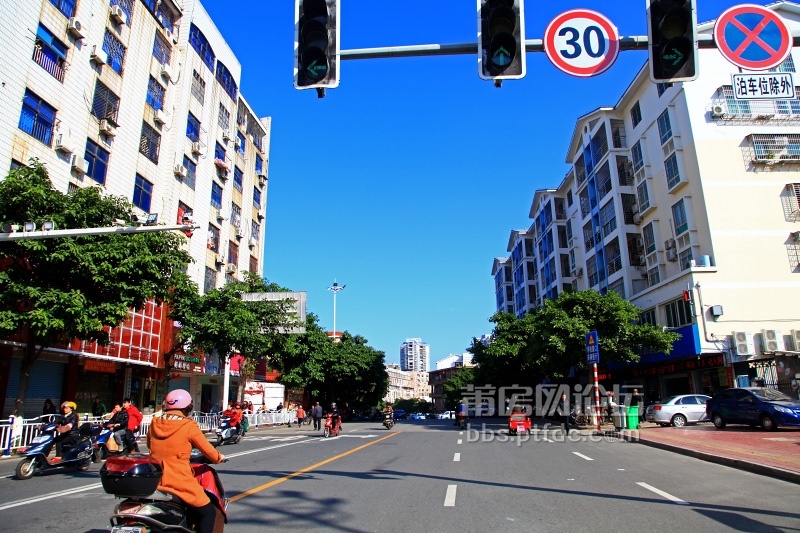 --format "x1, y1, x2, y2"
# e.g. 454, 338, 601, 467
55, 401, 80, 457
105, 403, 129, 449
